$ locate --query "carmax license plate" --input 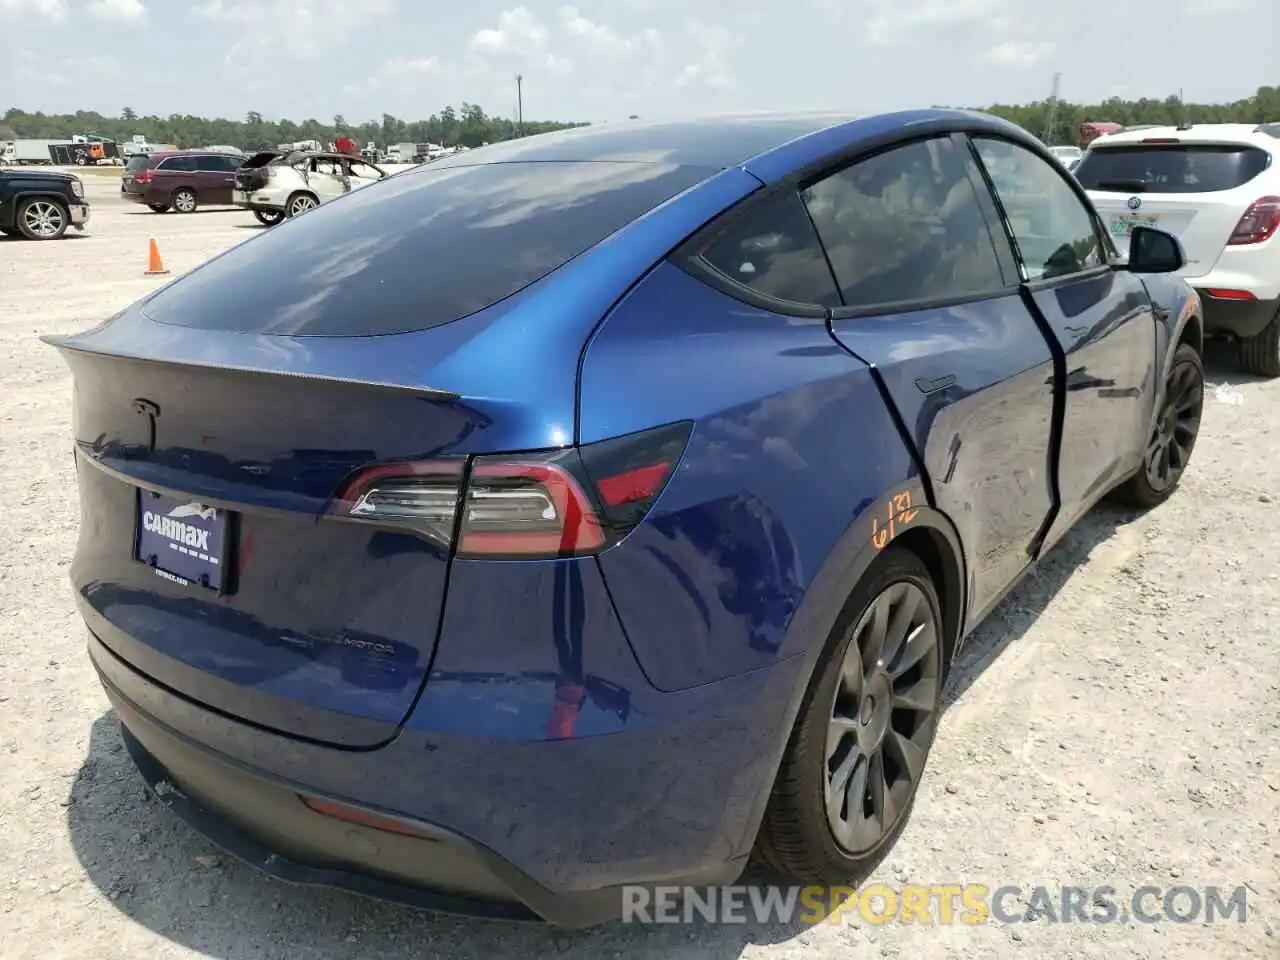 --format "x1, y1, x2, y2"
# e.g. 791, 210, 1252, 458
135, 490, 231, 592
1110, 214, 1159, 237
